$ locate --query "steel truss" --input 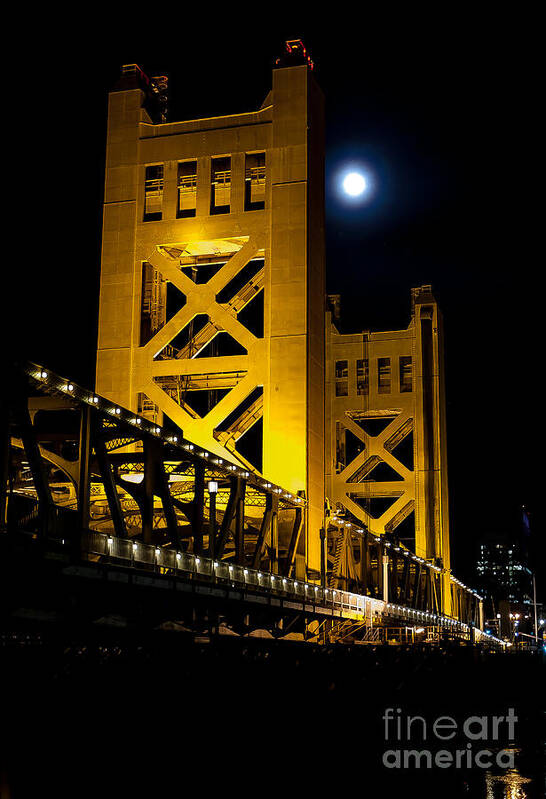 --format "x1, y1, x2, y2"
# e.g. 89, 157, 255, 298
326, 520, 482, 627
2, 363, 304, 578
